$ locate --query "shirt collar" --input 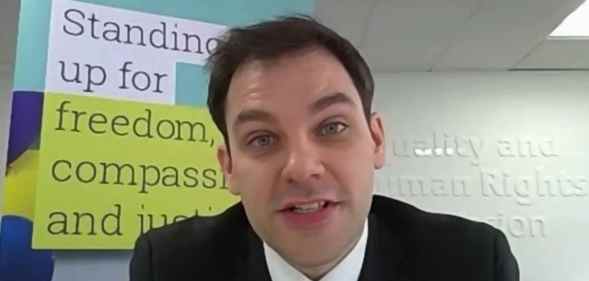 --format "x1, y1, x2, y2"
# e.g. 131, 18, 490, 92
263, 220, 369, 281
